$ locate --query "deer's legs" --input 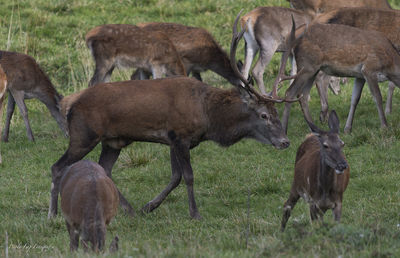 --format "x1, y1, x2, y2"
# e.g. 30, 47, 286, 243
364, 74, 387, 129
252, 43, 278, 94
281, 192, 300, 232
67, 222, 79, 251
48, 139, 99, 219
241, 34, 259, 86
131, 69, 151, 80
344, 78, 365, 134
309, 204, 324, 221
282, 70, 317, 133
2, 93, 15, 142
99, 143, 135, 216
385, 82, 395, 115
11, 90, 34, 141
89, 59, 115, 87
332, 202, 342, 222
315, 72, 330, 122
